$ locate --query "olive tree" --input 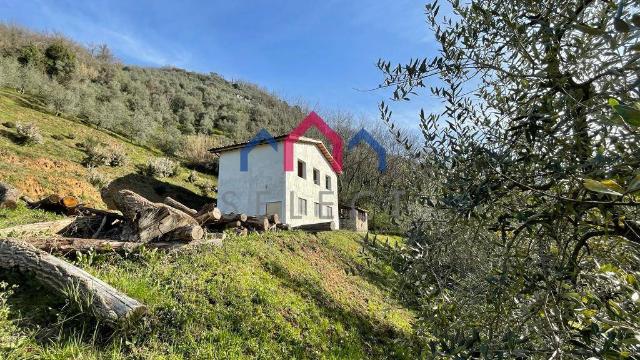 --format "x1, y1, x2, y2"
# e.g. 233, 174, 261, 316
377, 0, 640, 357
